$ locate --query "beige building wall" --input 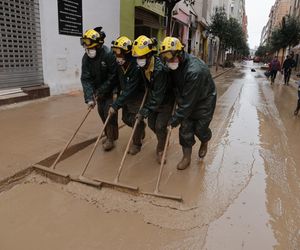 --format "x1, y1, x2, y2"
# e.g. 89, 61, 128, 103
272, 0, 292, 29
290, 0, 300, 16
262, 0, 293, 44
